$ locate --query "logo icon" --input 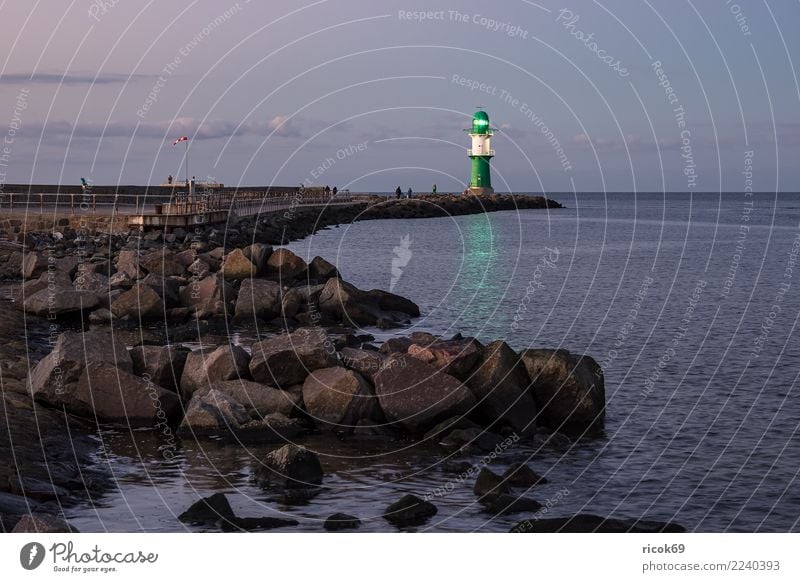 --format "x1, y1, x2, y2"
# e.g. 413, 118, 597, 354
390, 234, 413, 292
20, 542, 46, 570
